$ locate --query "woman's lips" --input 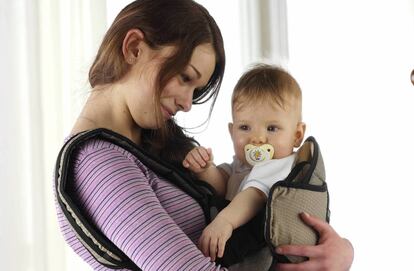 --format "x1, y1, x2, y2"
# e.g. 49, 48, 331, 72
161, 106, 174, 119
